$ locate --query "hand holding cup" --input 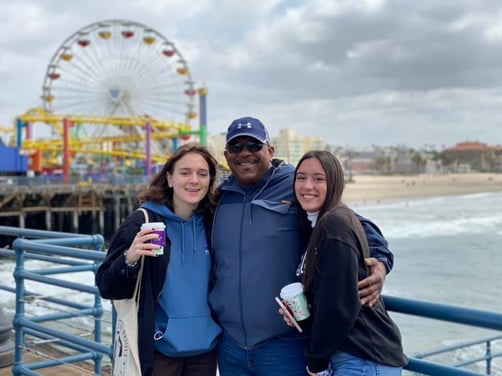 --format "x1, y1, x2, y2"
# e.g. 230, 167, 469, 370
280, 282, 311, 321
275, 297, 303, 333
126, 223, 166, 264
140, 222, 166, 255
